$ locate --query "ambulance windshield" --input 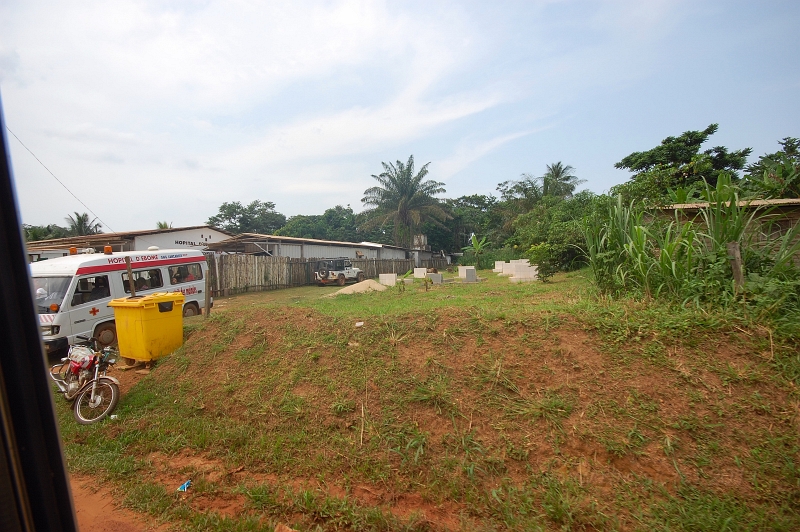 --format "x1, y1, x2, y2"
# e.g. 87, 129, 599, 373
32, 277, 71, 314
